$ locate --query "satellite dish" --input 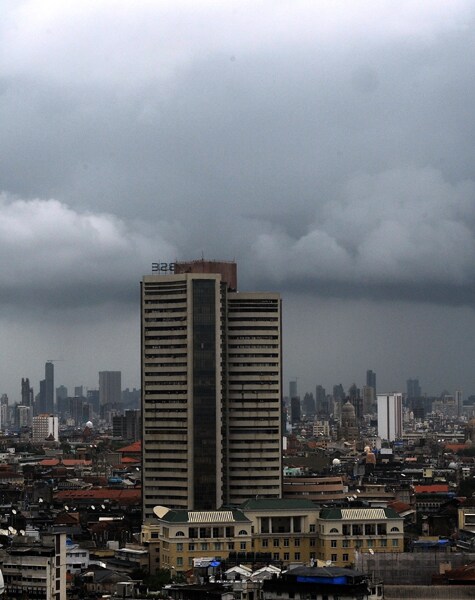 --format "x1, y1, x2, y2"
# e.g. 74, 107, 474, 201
64, 505, 69, 511
91, 505, 95, 510
325, 560, 332, 566
11, 529, 17, 536
401, 473, 406, 477
101, 504, 106, 510
369, 548, 374, 555
356, 489, 361, 493
38, 497, 44, 503
20, 530, 25, 536
11, 509, 16, 515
